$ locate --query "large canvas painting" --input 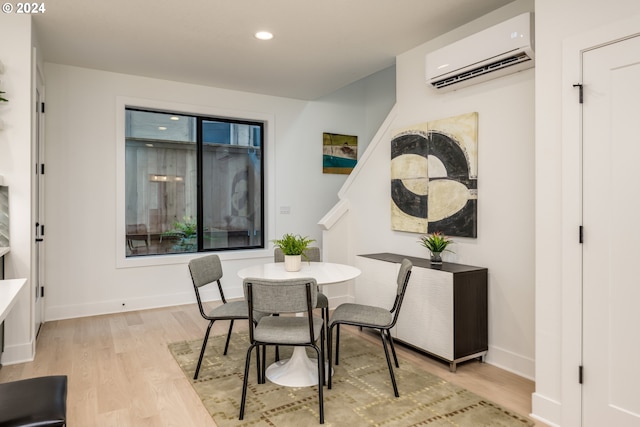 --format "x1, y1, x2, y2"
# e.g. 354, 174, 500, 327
390, 112, 478, 237
323, 133, 357, 174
